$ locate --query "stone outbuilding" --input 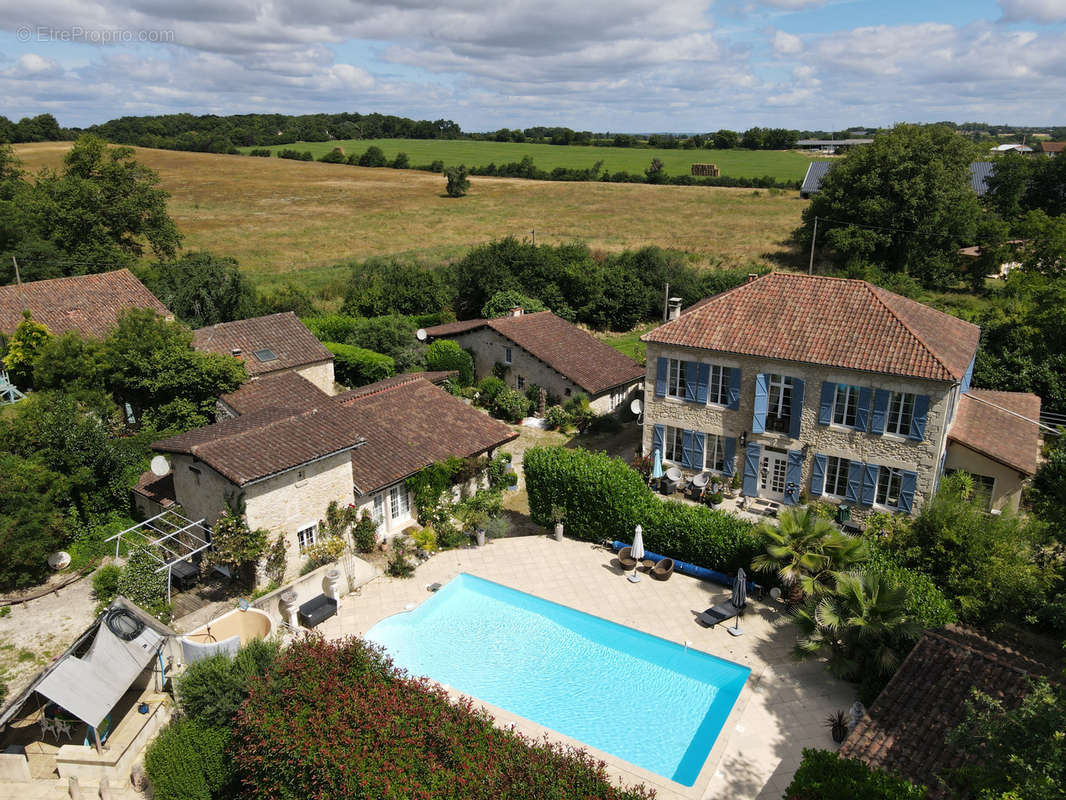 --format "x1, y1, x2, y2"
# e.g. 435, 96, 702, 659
423, 309, 644, 414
